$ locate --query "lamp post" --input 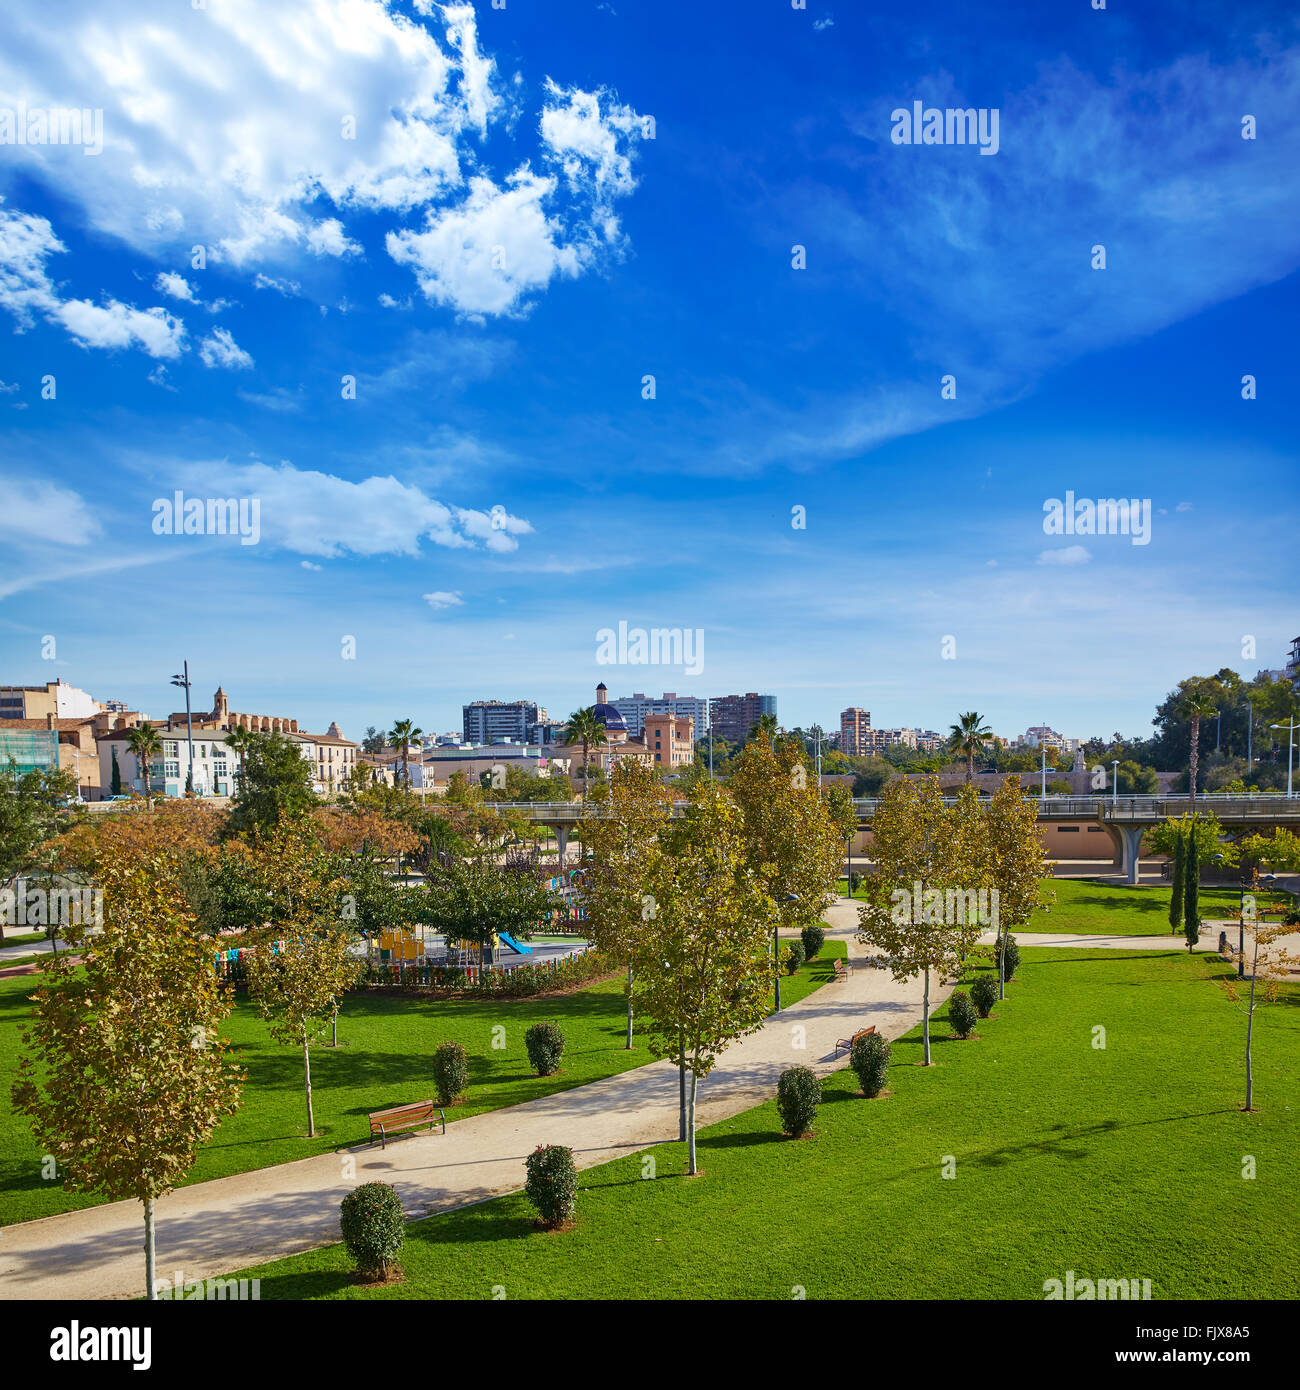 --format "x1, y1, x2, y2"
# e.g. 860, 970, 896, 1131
1111, 759, 1119, 810
1246, 696, 1253, 773
169, 662, 195, 798
1270, 720, 1299, 797
1039, 743, 1047, 800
